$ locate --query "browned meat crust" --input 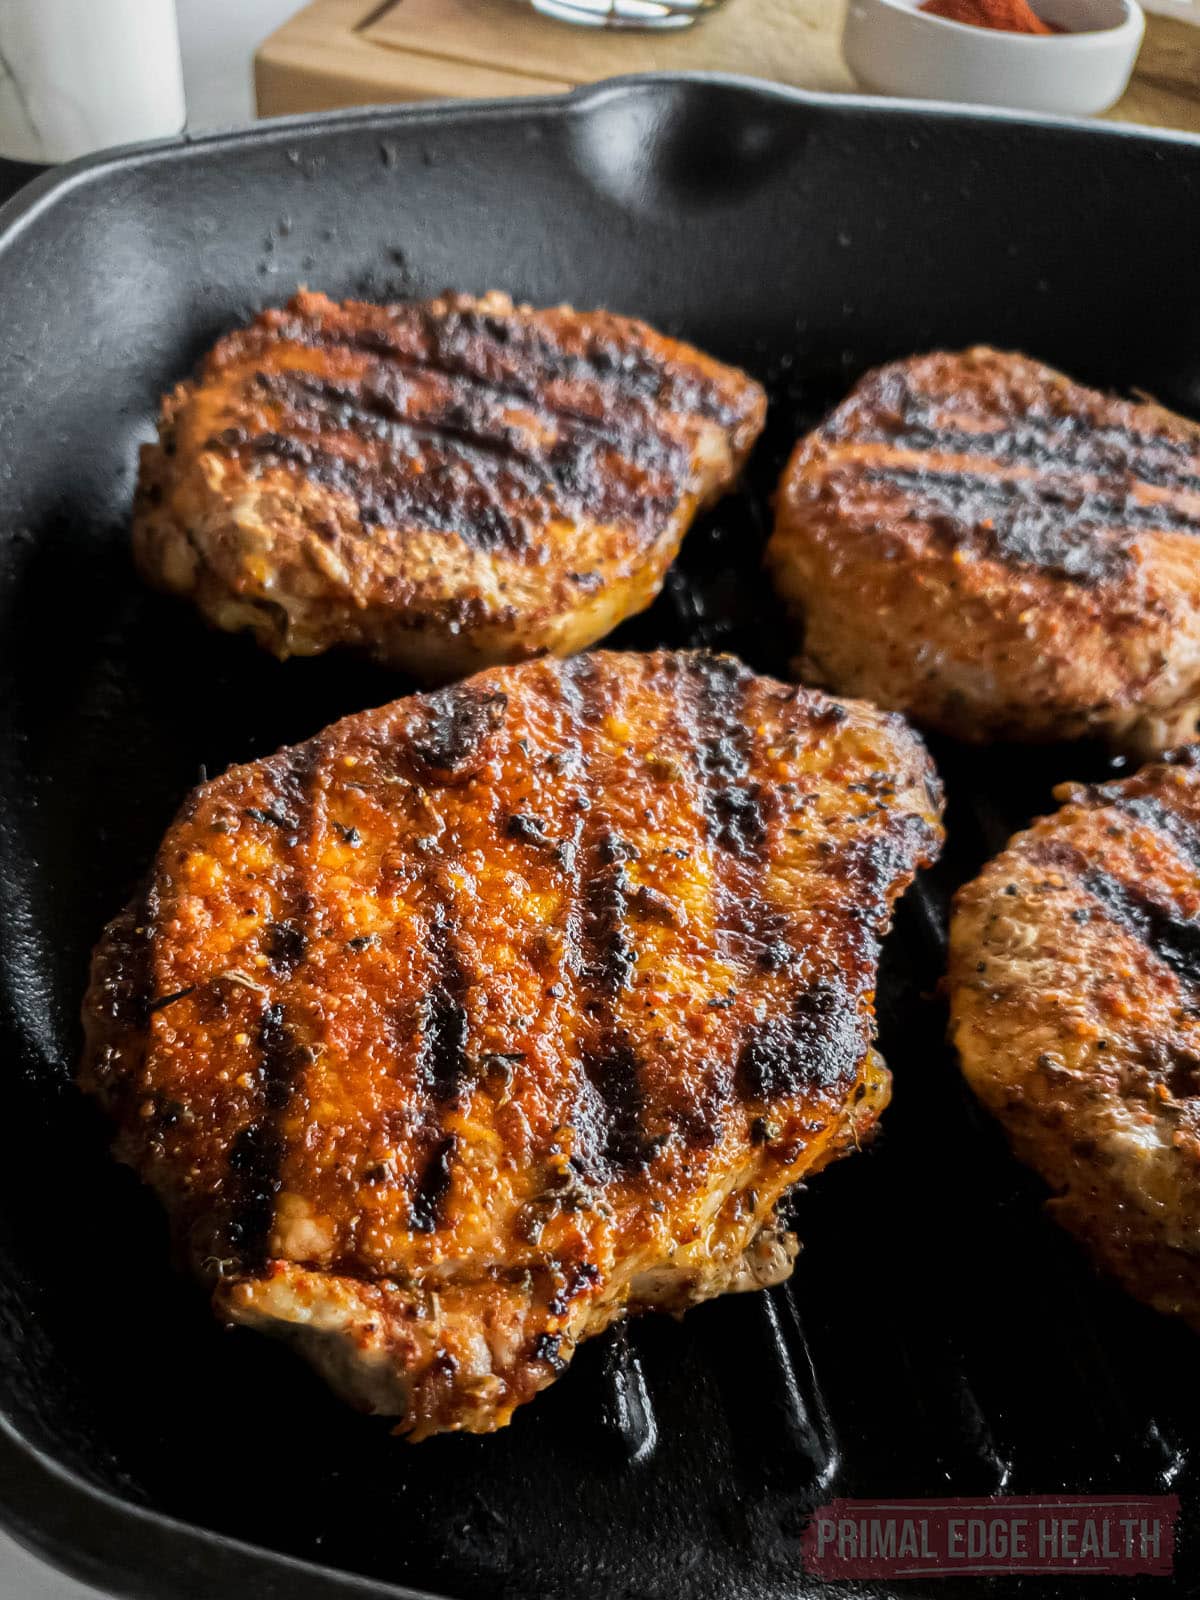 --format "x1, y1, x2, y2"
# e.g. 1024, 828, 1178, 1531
81, 650, 942, 1438
134, 291, 766, 679
949, 748, 1200, 1326
768, 348, 1200, 754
